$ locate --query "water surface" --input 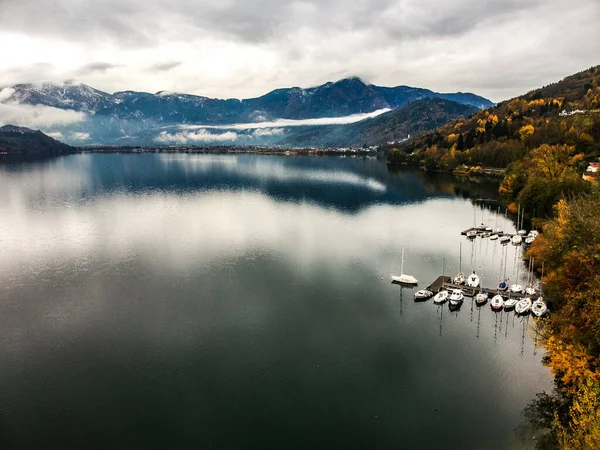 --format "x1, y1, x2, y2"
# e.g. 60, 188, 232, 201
0, 154, 551, 449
